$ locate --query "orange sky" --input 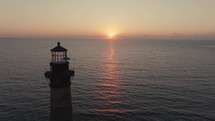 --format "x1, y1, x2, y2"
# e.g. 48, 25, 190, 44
0, 0, 215, 38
